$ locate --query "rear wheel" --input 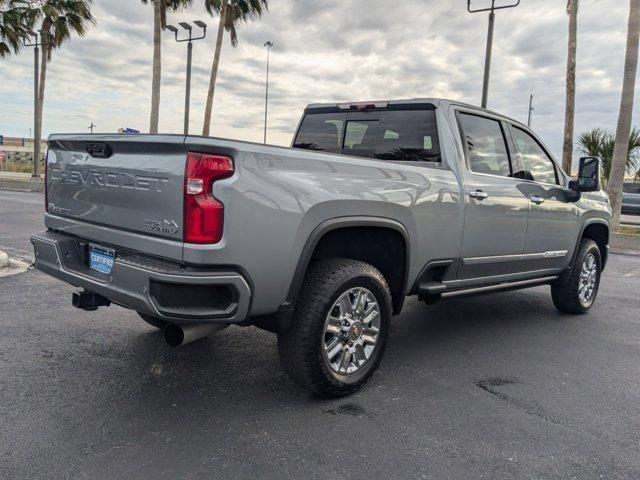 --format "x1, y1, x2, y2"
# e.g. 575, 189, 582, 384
277, 258, 392, 397
137, 312, 169, 330
551, 238, 601, 314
